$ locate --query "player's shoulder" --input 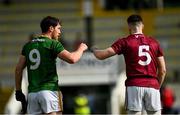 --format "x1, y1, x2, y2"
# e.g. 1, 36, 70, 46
145, 35, 159, 43
116, 36, 127, 41
23, 36, 47, 47
23, 40, 31, 48
113, 37, 127, 45
146, 35, 155, 39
